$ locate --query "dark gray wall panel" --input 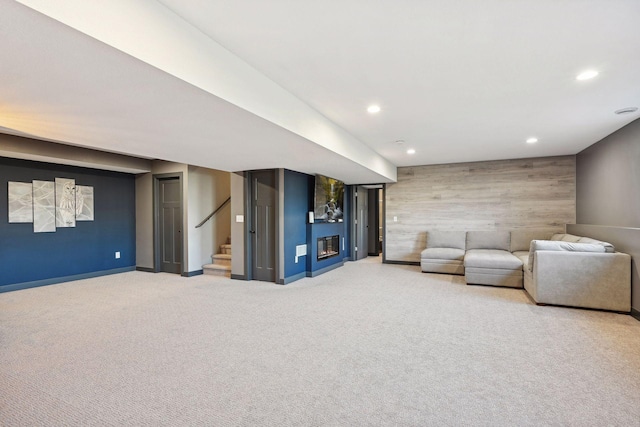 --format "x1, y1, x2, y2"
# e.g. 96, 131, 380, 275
576, 118, 640, 228
575, 117, 640, 314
